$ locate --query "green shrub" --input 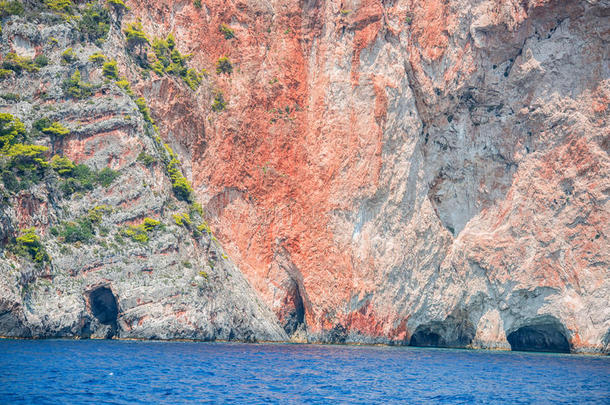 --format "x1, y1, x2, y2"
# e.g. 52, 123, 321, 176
183, 68, 202, 90
62, 69, 96, 99
14, 227, 49, 263
219, 24, 234, 39
102, 59, 118, 80
59, 218, 94, 243
0, 1, 24, 17
96, 167, 119, 187
173, 212, 191, 227
215, 56, 232, 75
193, 0, 201, 9
124, 22, 149, 53
107, 0, 129, 12
211, 91, 226, 112
61, 48, 77, 64
0, 68, 13, 79
0, 113, 26, 152
0, 93, 19, 102
34, 54, 49, 68
115, 77, 134, 96
50, 154, 75, 175
41, 121, 69, 138
135, 97, 153, 124
88, 52, 106, 65
142, 217, 161, 231
122, 217, 161, 243
137, 151, 156, 166
87, 205, 113, 223
190, 202, 203, 216
58, 163, 119, 196
44, 0, 73, 14
78, 3, 110, 41
167, 158, 193, 202
32, 117, 52, 133
2, 53, 39, 74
